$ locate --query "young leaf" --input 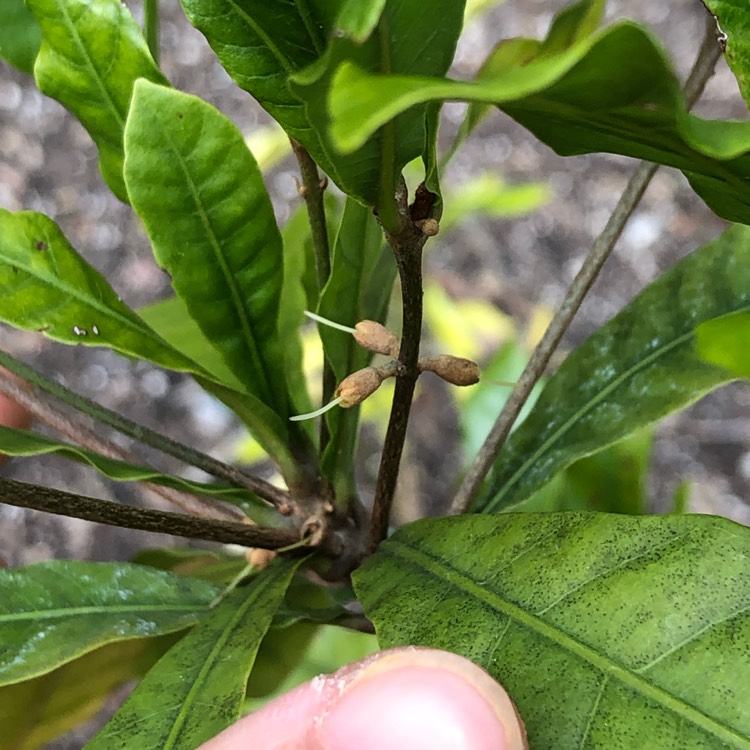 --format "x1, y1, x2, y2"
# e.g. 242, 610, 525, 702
0, 210, 214, 379
86, 557, 303, 750
0, 0, 41, 74
328, 12, 750, 225
290, 0, 466, 226
27, 0, 167, 201
354, 512, 750, 750
124, 80, 290, 418
477, 223, 750, 514
181, 0, 465, 221
700, 0, 750, 107
0, 426, 274, 522
318, 198, 395, 493
0, 635, 179, 750
0, 561, 218, 686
